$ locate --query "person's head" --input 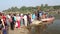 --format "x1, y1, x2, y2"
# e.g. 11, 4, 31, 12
2, 13, 5, 16
43, 13, 46, 16
9, 13, 11, 16
0, 16, 2, 19
21, 13, 23, 16
28, 12, 31, 15
37, 6, 41, 10
16, 13, 20, 16
0, 12, 2, 16
13, 13, 16, 16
